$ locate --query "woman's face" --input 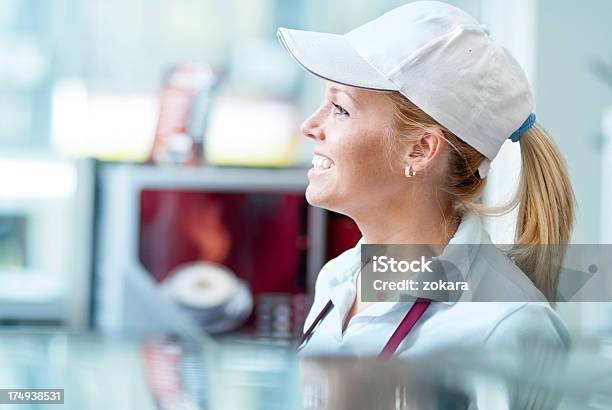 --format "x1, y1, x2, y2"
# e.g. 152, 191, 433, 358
301, 82, 408, 215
